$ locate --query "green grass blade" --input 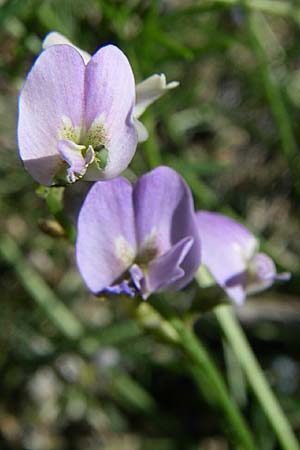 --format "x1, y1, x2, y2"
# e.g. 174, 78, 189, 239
138, 300, 258, 450
245, 11, 300, 193
215, 305, 300, 450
